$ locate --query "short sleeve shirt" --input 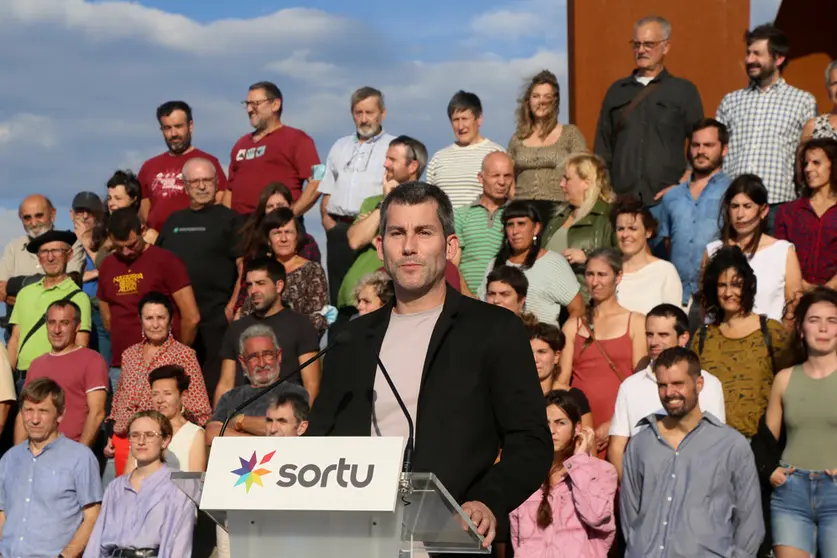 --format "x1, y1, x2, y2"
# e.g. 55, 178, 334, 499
138, 149, 229, 231
211, 383, 309, 422
9, 277, 92, 371
25, 348, 109, 441
227, 126, 320, 214
219, 310, 320, 386
97, 246, 192, 367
